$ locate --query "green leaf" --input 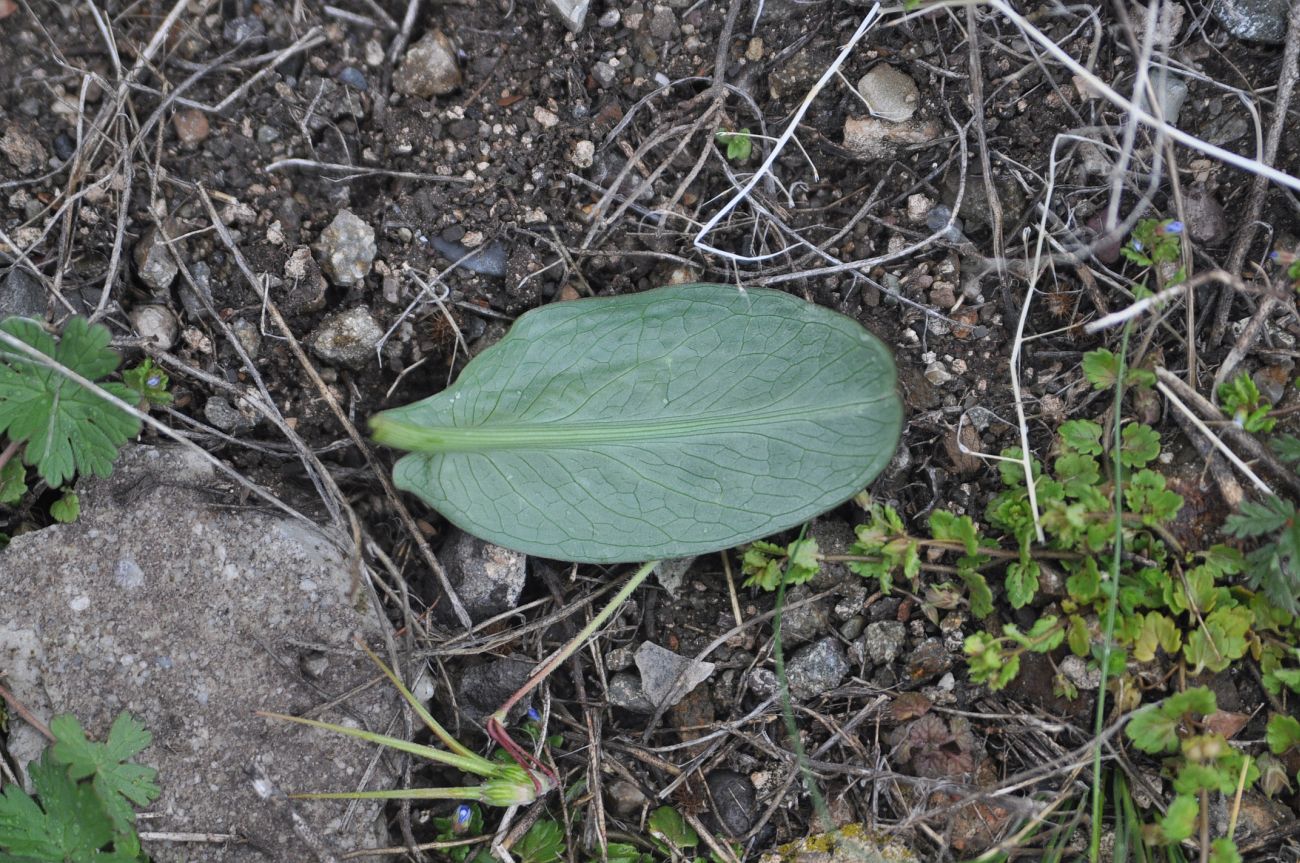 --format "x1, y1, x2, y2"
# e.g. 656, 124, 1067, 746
1224, 495, 1294, 538
1120, 423, 1160, 468
648, 806, 698, 851
1067, 614, 1091, 656
0, 458, 25, 504
1126, 706, 1181, 754
1082, 349, 1119, 390
0, 317, 141, 488
50, 491, 80, 524
1209, 838, 1243, 863
716, 129, 752, 162
49, 712, 159, 835
515, 819, 564, 863
929, 510, 982, 556
0, 750, 120, 862
371, 285, 903, 563
121, 359, 172, 407
604, 843, 654, 863
1132, 612, 1180, 663
1004, 560, 1039, 609
1152, 794, 1198, 843
1272, 434, 1300, 465
1058, 419, 1103, 456
959, 569, 993, 618
1267, 714, 1300, 755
